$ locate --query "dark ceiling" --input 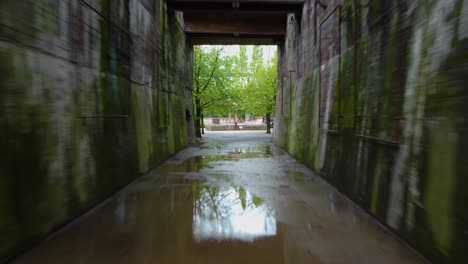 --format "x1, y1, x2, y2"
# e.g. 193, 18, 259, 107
167, 0, 305, 45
